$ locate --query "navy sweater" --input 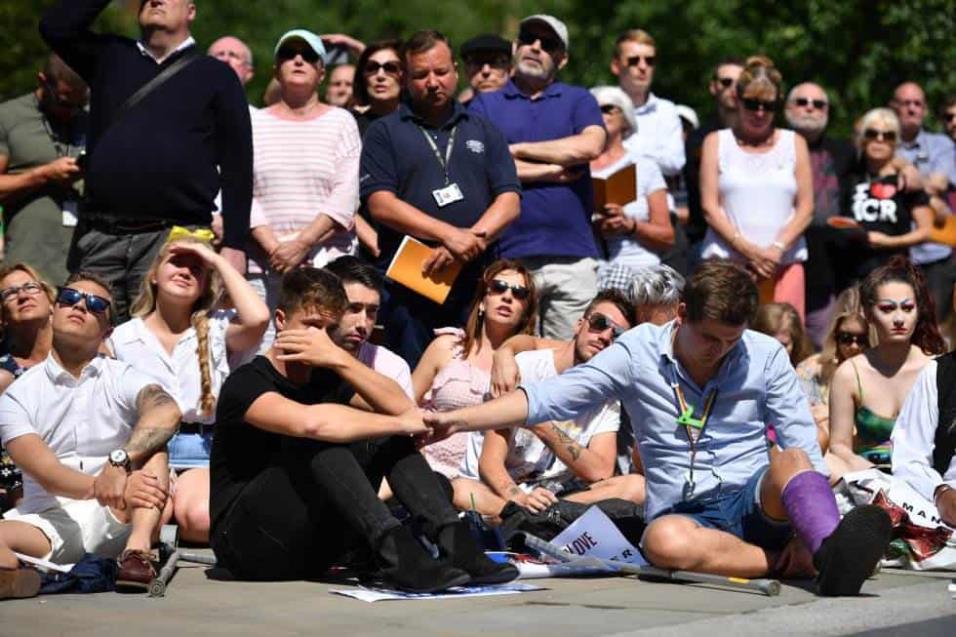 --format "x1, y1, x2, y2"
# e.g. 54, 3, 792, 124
40, 0, 252, 249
